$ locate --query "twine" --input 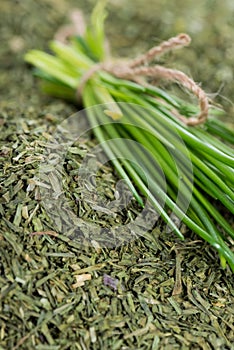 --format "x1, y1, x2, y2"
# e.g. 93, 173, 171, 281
56, 10, 209, 126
